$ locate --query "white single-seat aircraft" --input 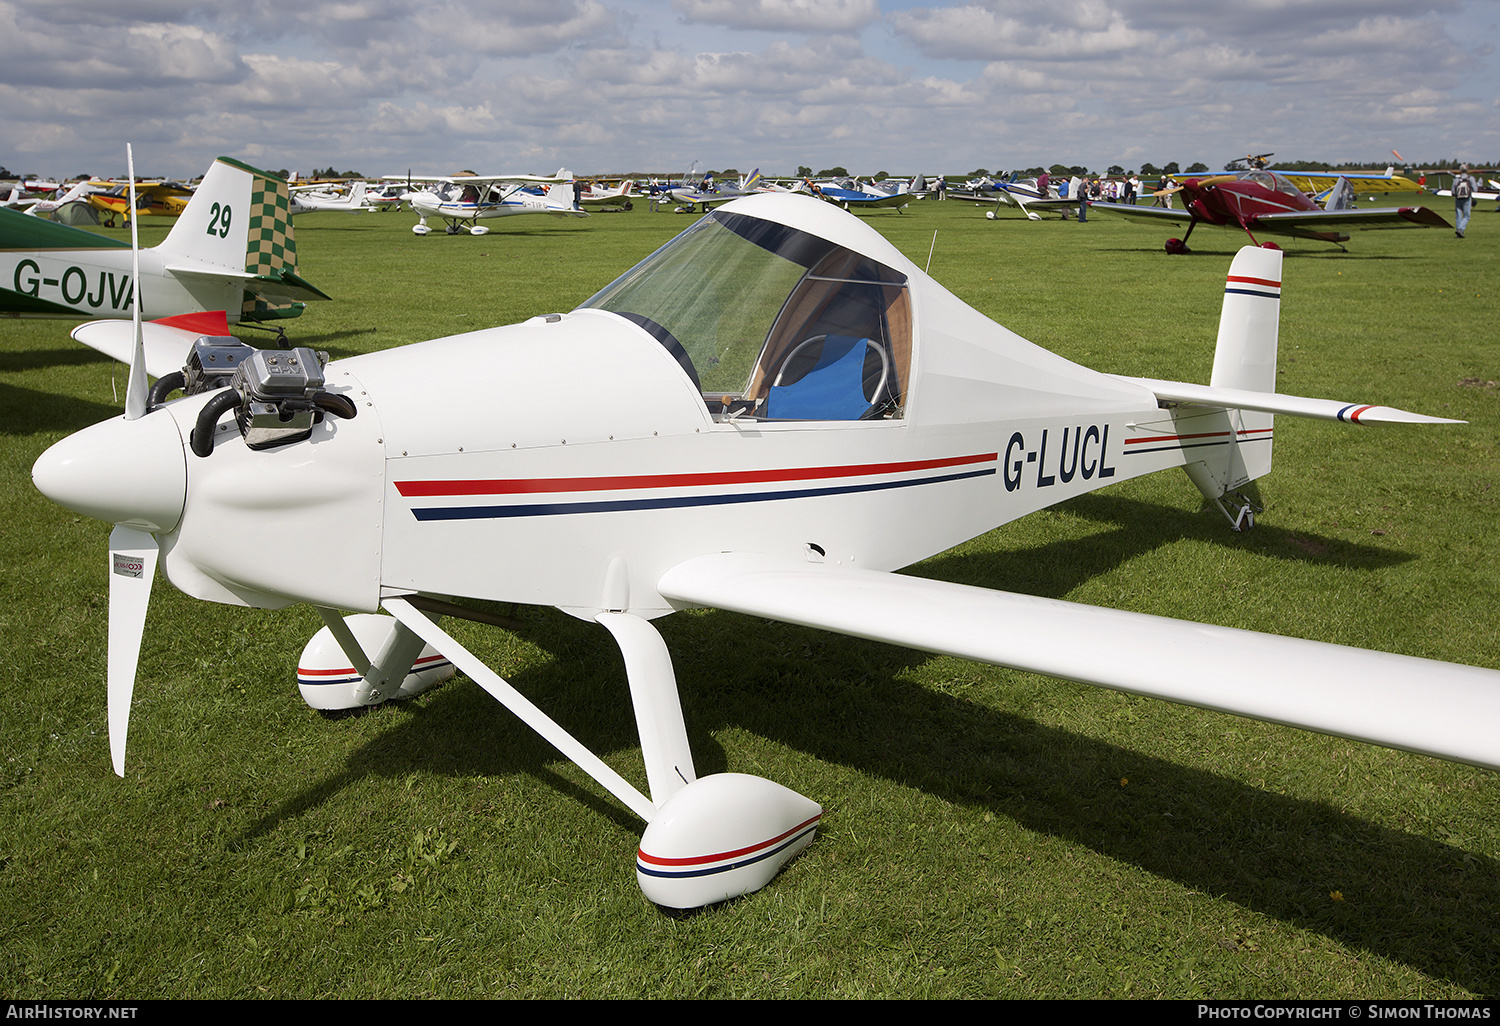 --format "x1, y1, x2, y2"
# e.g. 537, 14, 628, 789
290, 180, 377, 214
32, 193, 1500, 912
390, 170, 587, 235
575, 179, 636, 209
